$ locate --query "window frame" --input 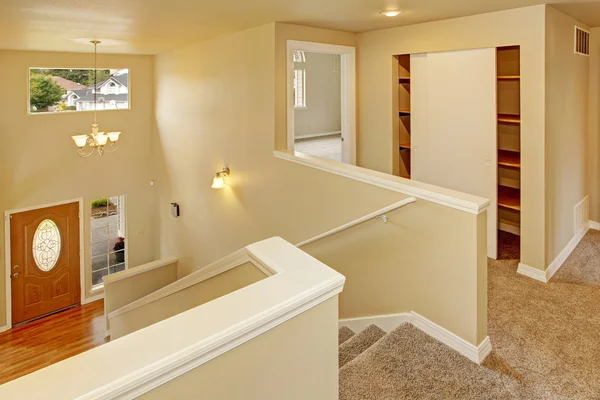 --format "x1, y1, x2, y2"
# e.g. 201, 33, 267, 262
27, 67, 131, 115
90, 195, 128, 290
